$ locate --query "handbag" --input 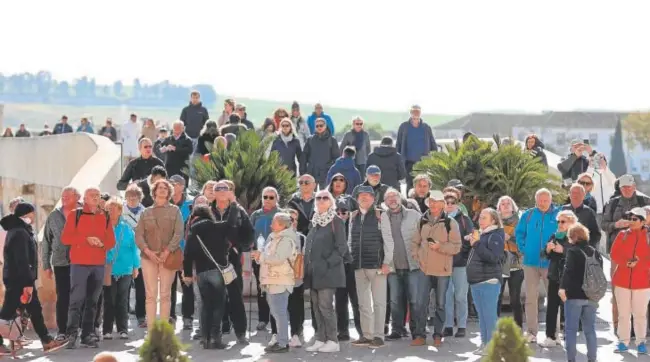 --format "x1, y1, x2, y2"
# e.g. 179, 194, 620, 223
291, 253, 304, 280
104, 228, 123, 286
196, 235, 237, 285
